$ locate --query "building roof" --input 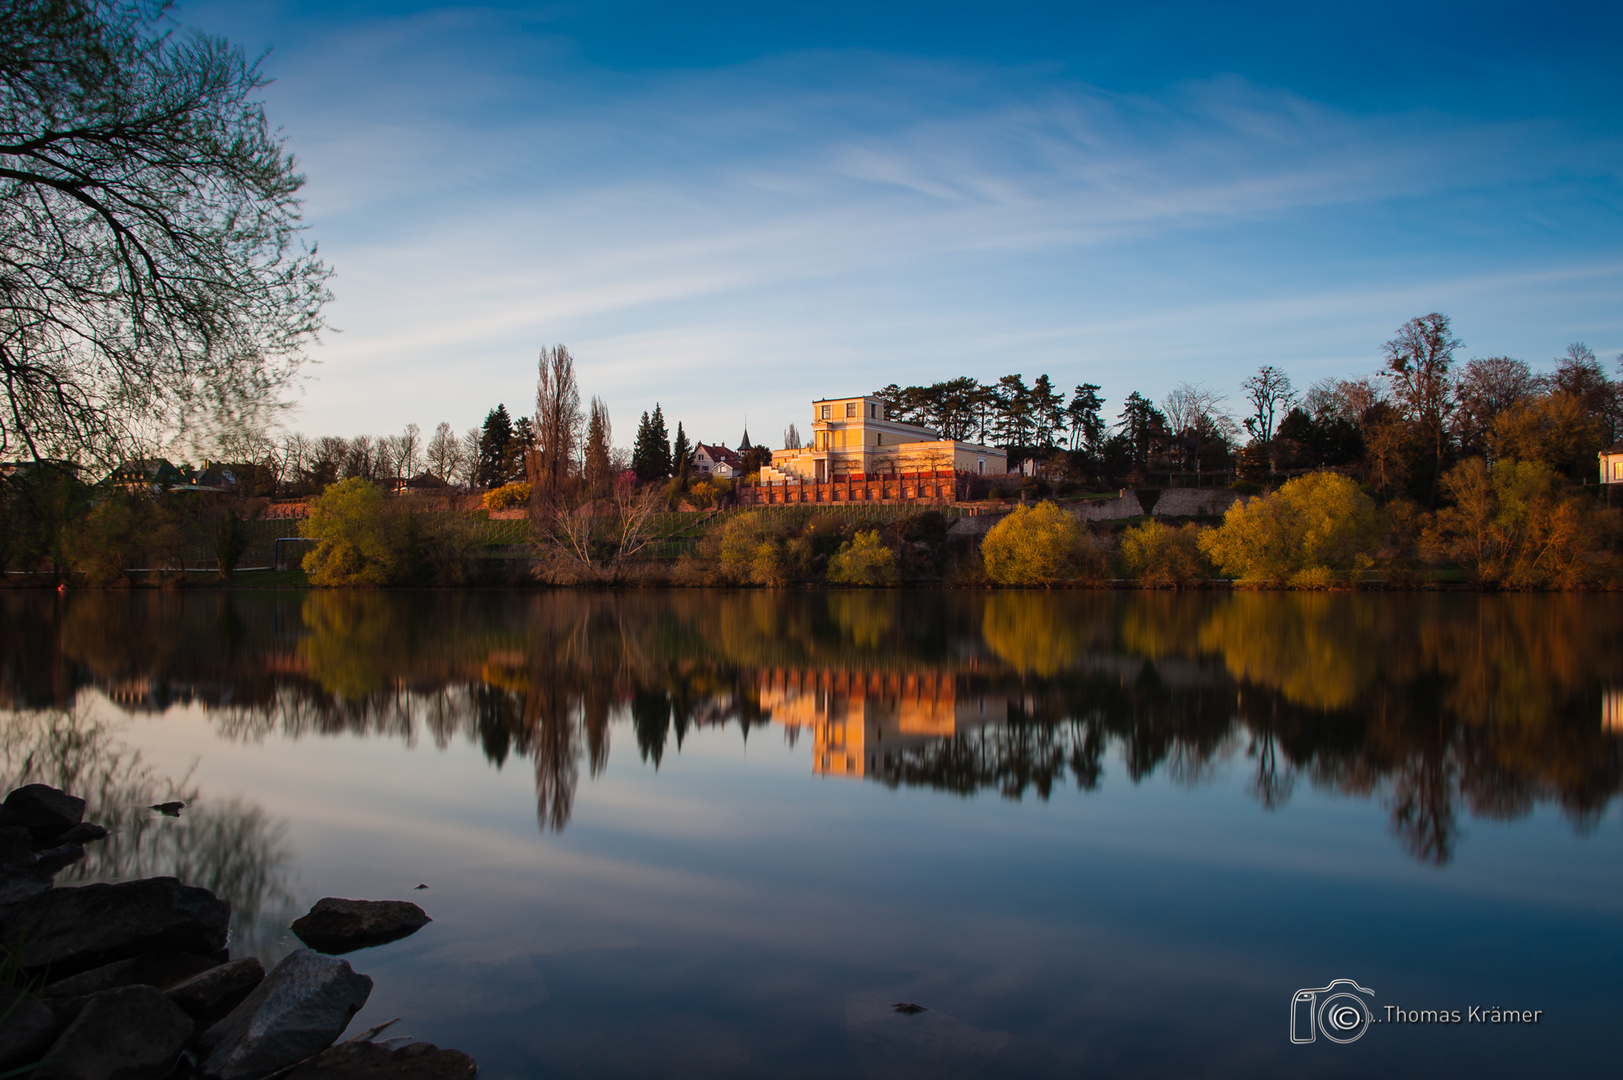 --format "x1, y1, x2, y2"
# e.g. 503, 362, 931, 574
695, 443, 742, 468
